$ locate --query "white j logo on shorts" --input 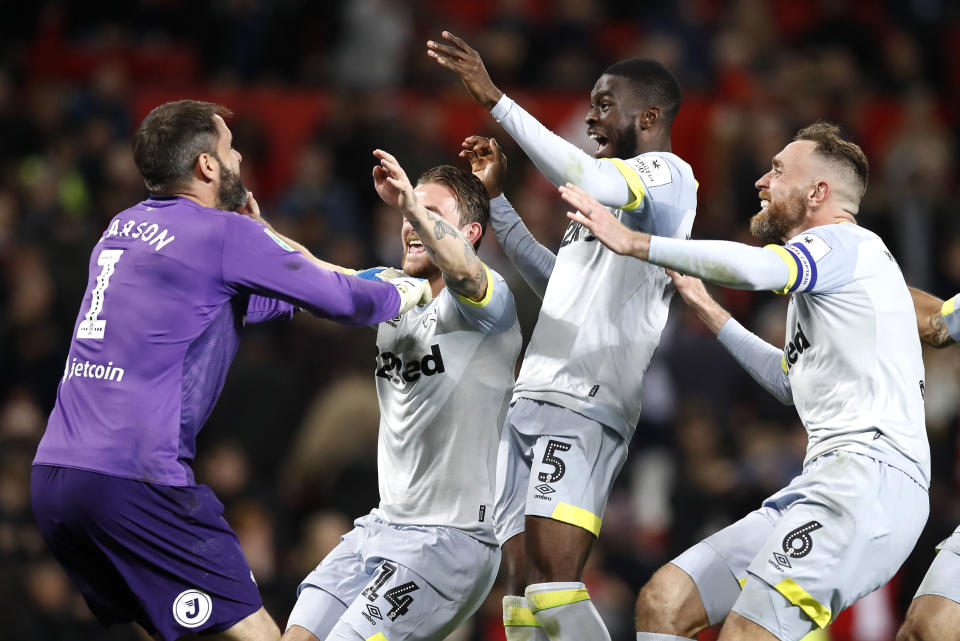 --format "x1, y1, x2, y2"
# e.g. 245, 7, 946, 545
173, 589, 213, 628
